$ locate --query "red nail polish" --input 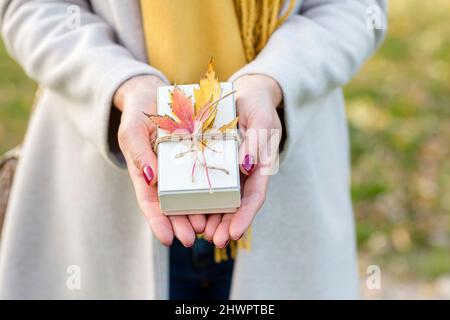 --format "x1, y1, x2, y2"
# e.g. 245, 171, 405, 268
143, 166, 154, 185
242, 154, 255, 174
